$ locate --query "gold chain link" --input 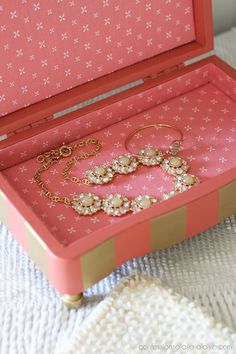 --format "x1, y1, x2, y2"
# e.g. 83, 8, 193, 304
34, 139, 102, 206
